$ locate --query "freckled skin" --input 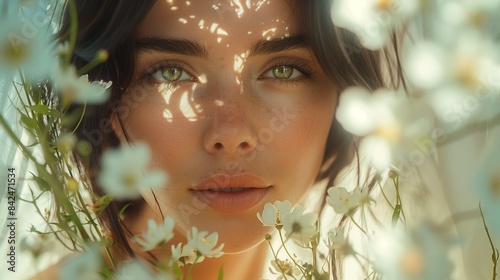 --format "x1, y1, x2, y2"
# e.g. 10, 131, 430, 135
117, 0, 337, 278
